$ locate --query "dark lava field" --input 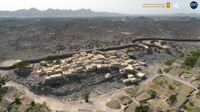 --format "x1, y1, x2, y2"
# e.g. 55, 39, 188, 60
0, 16, 200, 61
